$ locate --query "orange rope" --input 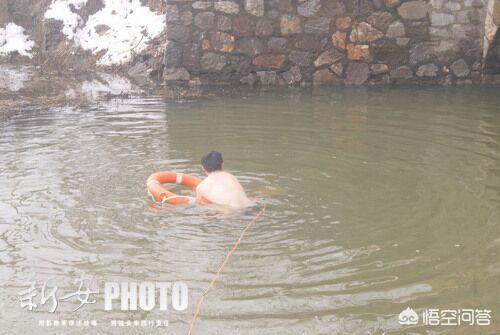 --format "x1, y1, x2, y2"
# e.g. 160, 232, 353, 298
187, 203, 267, 335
